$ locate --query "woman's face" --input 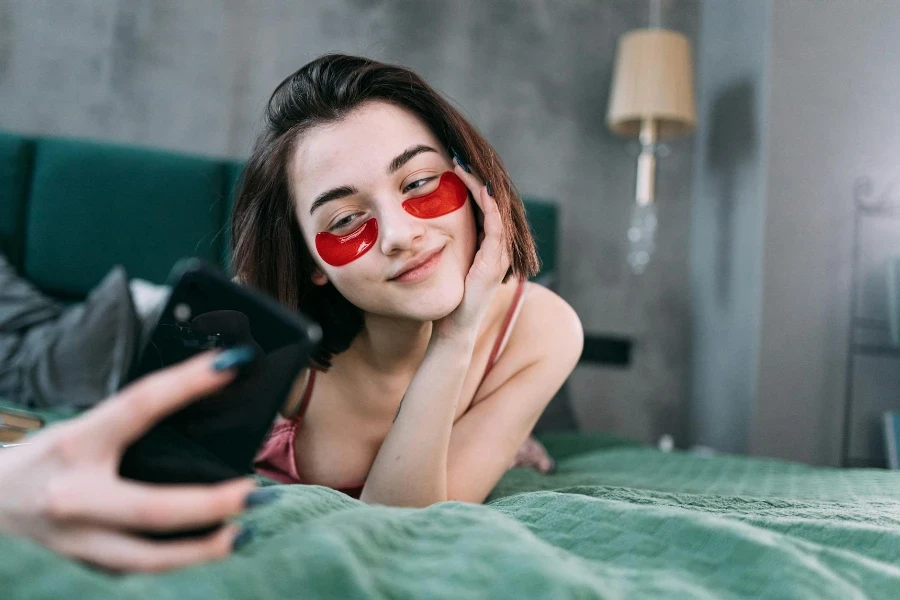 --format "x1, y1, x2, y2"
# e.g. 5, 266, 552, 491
289, 100, 477, 321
